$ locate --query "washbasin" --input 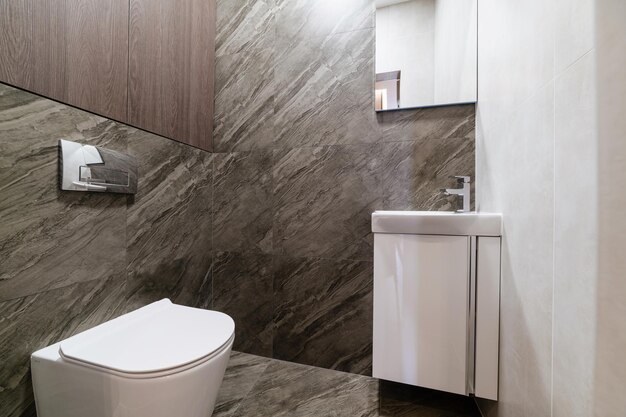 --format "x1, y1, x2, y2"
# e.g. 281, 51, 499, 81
371, 211, 502, 236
